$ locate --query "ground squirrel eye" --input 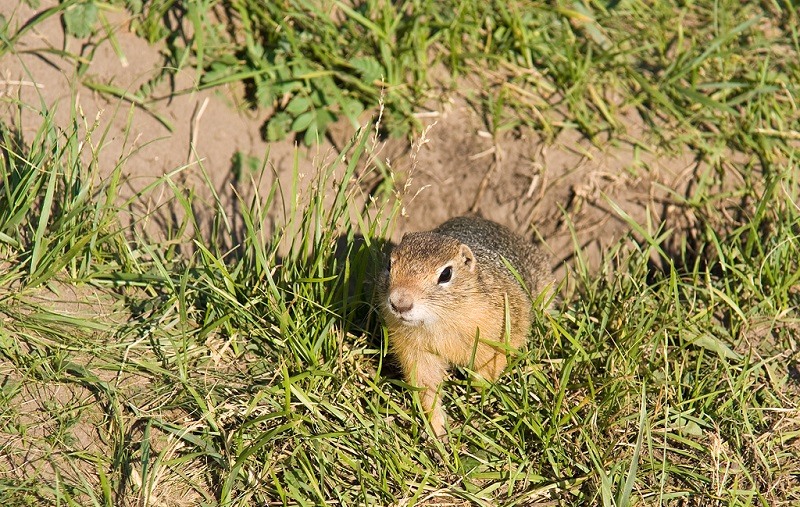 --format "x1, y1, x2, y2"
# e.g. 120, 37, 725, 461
385, 258, 391, 273
437, 266, 453, 284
